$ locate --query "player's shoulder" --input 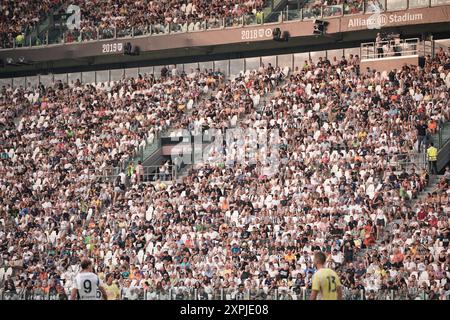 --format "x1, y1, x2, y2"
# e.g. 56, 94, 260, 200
325, 268, 339, 275
76, 271, 99, 279
316, 268, 337, 277
326, 268, 341, 280
312, 268, 324, 279
86, 272, 99, 279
